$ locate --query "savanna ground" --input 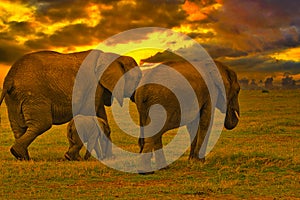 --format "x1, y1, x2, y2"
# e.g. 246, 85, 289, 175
0, 89, 299, 199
